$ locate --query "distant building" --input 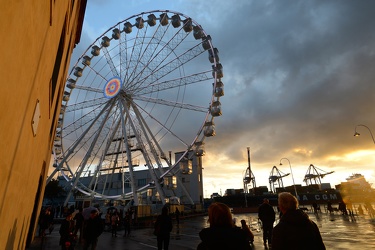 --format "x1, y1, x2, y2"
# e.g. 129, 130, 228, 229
58, 151, 205, 212
0, 1, 87, 248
